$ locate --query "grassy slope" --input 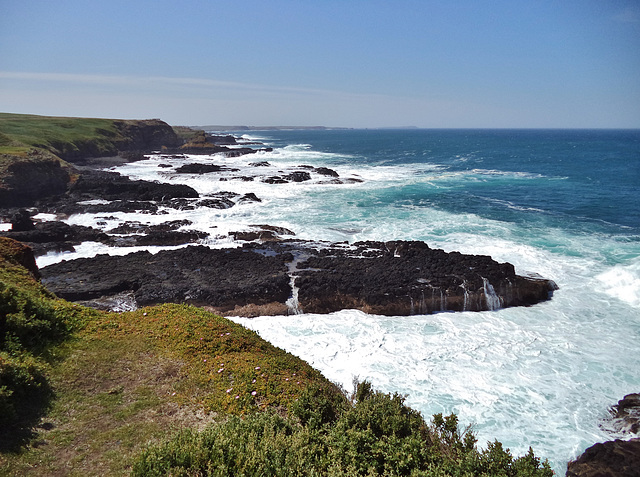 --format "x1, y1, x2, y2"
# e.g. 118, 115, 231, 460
0, 113, 113, 166
0, 238, 343, 475
0, 112, 130, 160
